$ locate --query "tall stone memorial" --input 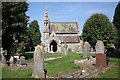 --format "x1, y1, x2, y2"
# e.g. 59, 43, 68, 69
83, 42, 91, 59
32, 44, 45, 78
95, 41, 107, 67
